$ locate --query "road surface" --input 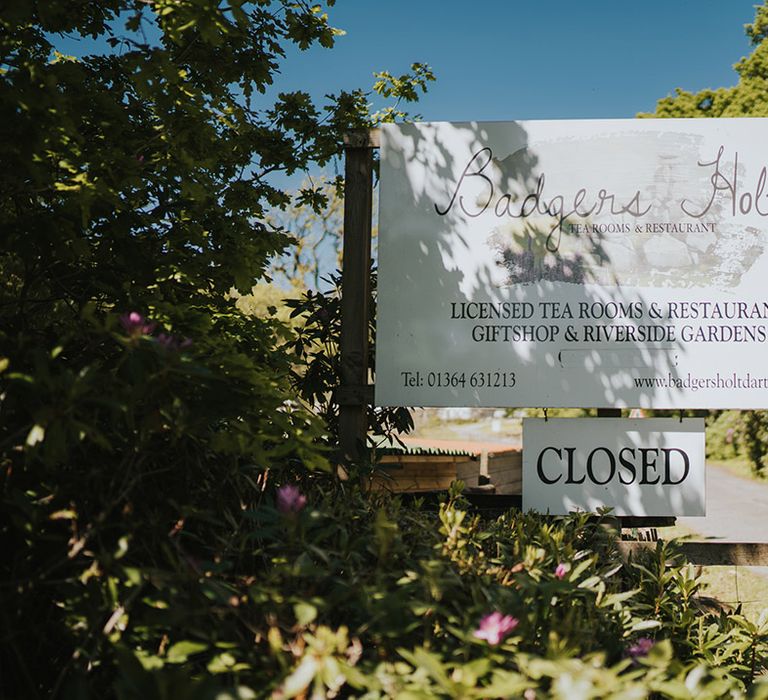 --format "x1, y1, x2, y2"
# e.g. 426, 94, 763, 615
678, 462, 768, 542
